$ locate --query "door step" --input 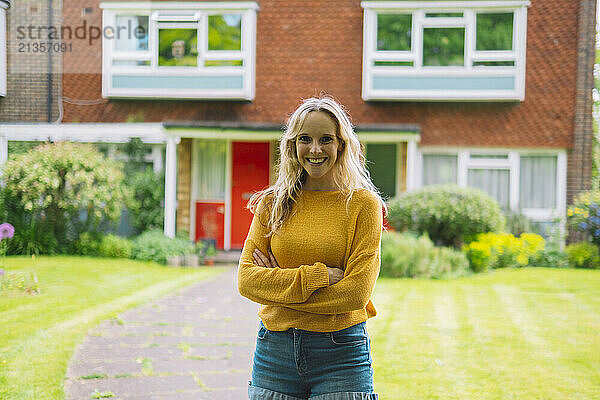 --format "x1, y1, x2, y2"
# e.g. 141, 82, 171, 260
215, 250, 242, 264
